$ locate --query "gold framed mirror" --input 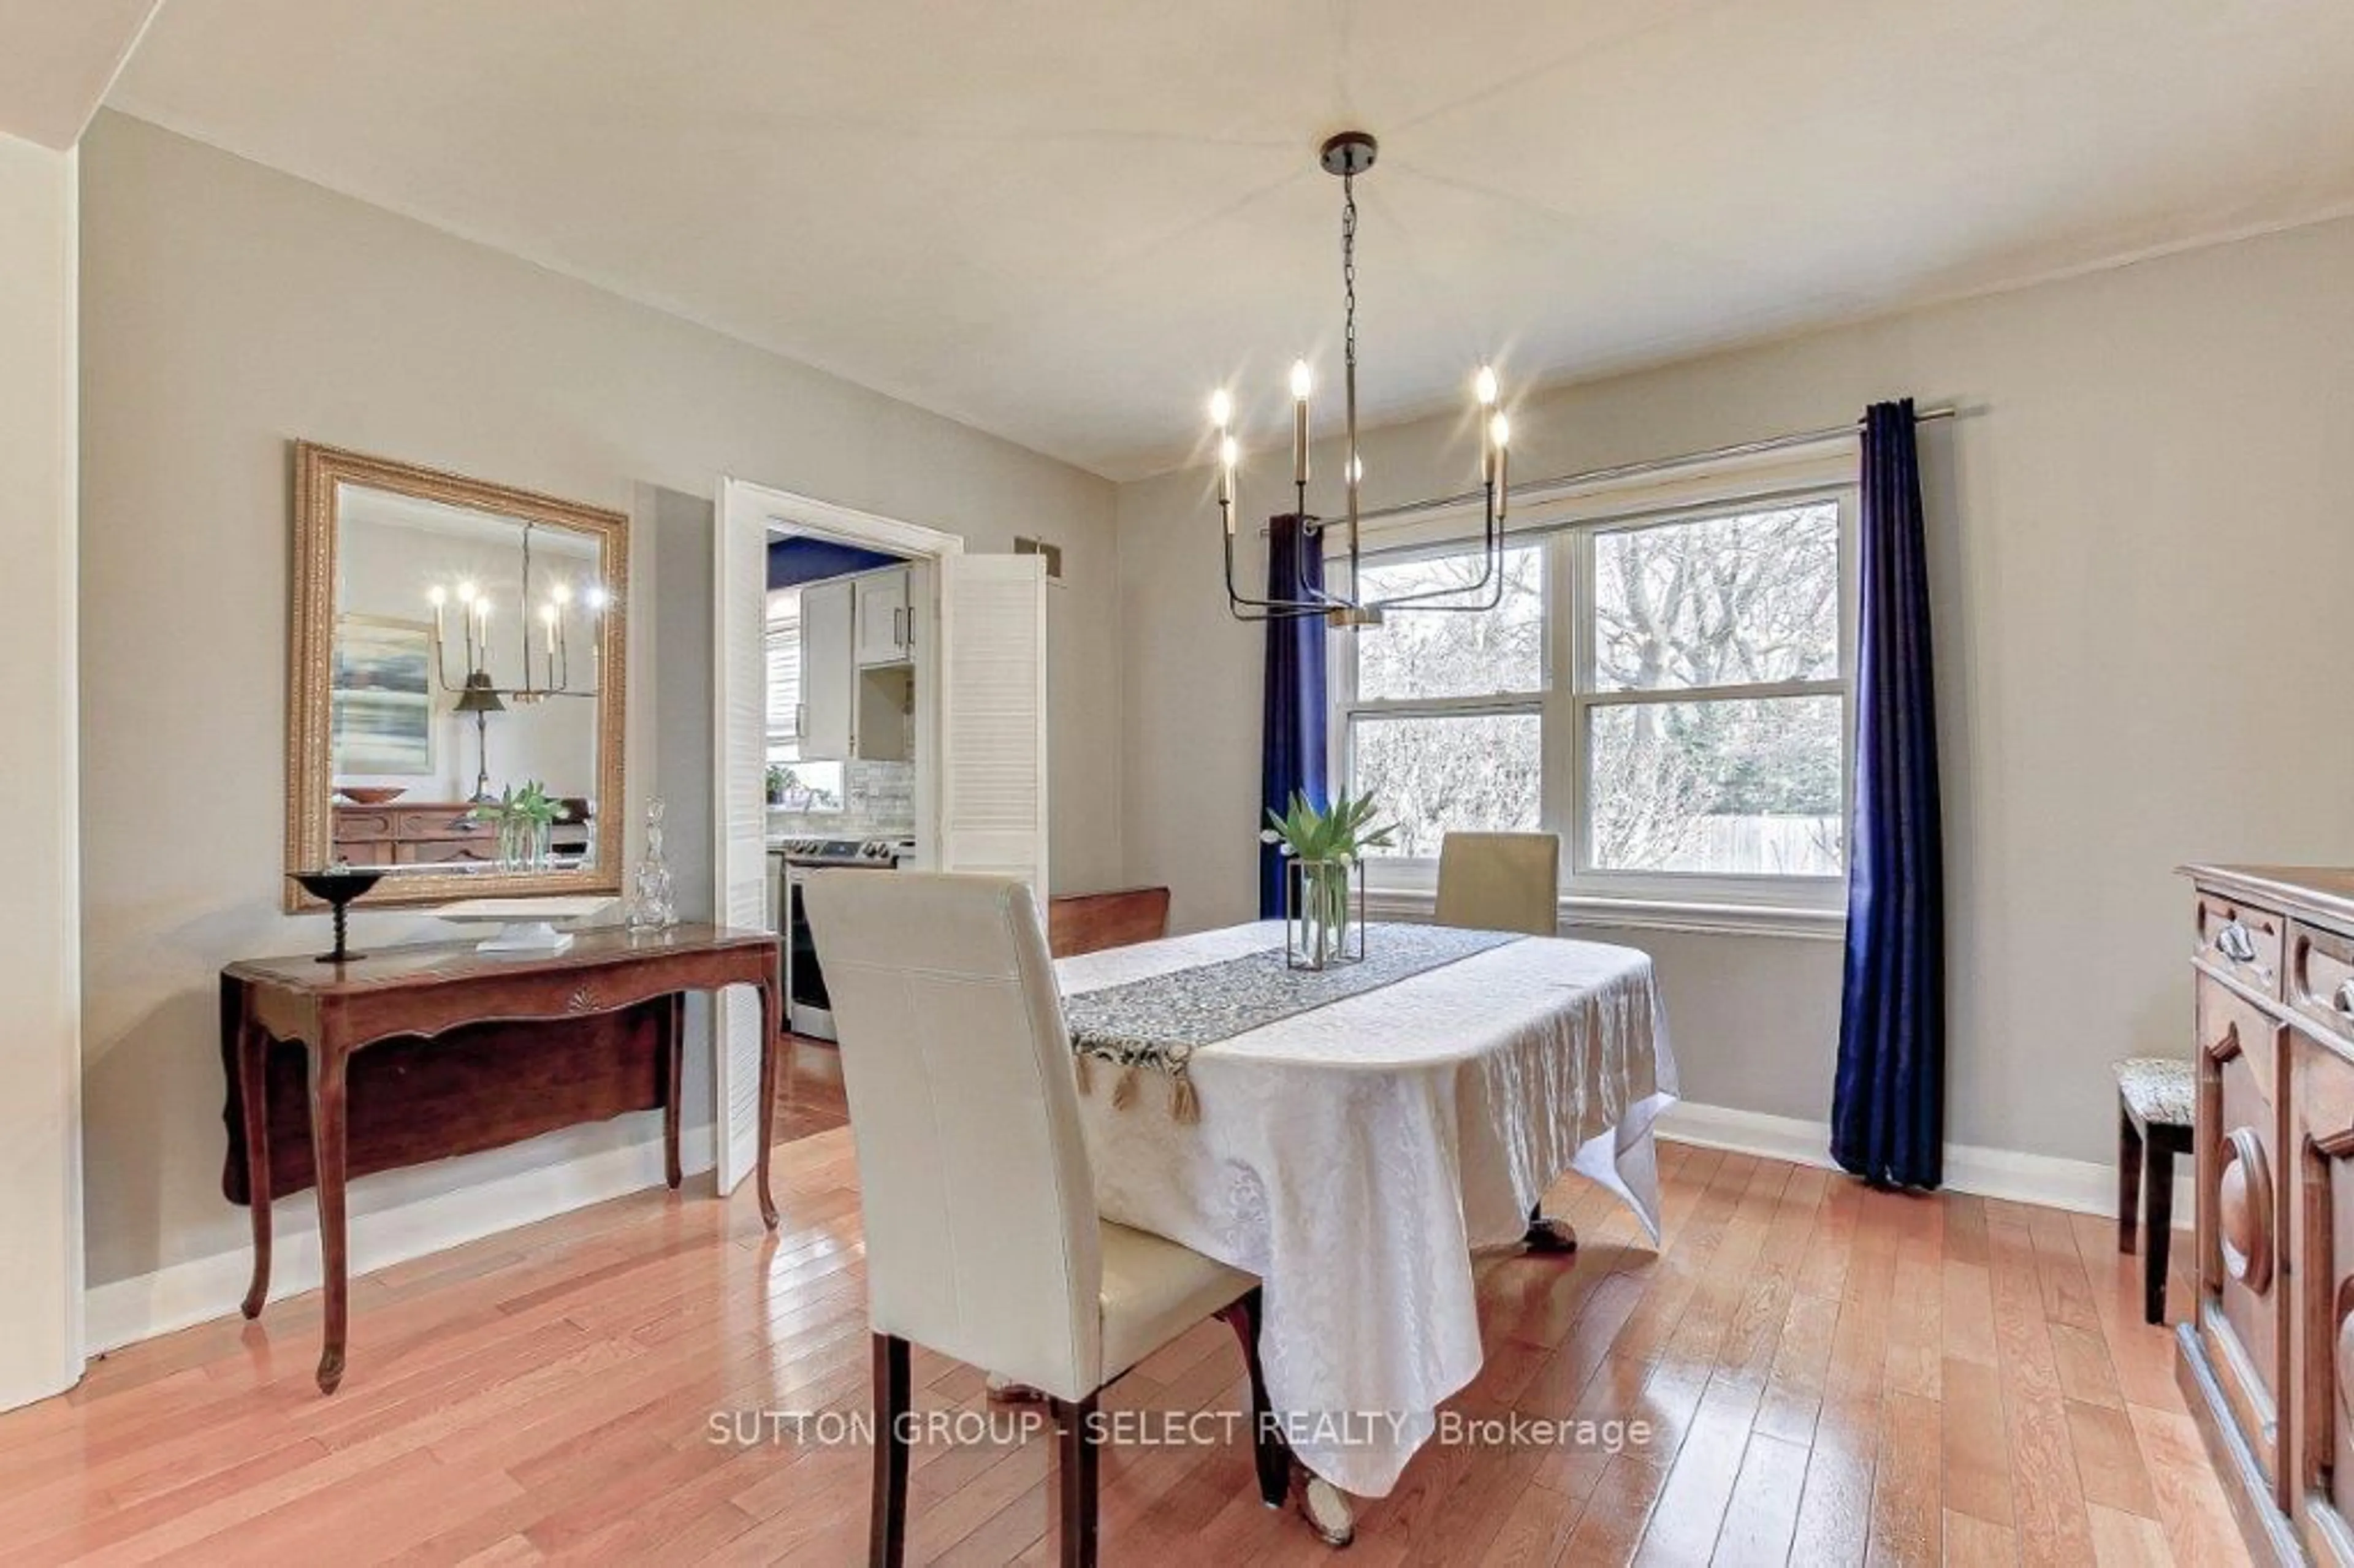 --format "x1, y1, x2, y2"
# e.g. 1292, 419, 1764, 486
286, 443, 628, 910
